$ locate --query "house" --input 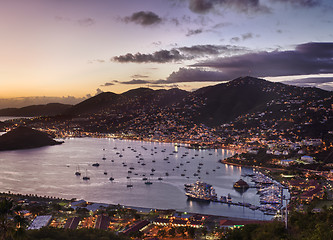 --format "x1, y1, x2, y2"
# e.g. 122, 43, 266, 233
279, 159, 294, 166
28, 215, 52, 230
95, 215, 111, 230
122, 220, 150, 235
64, 217, 80, 230
301, 155, 315, 163
300, 186, 324, 203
